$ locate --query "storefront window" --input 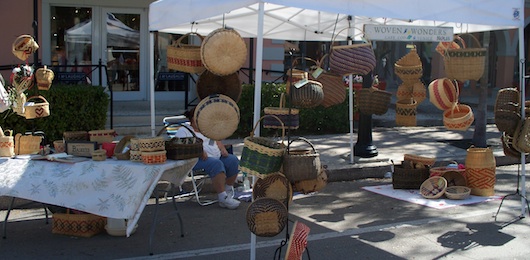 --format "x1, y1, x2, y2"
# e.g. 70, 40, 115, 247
154, 32, 189, 91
